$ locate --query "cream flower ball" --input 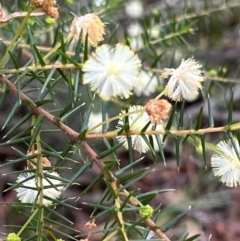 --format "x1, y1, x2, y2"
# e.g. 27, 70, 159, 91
15, 170, 64, 206
162, 58, 204, 101
116, 105, 163, 153
83, 44, 141, 101
211, 138, 240, 187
